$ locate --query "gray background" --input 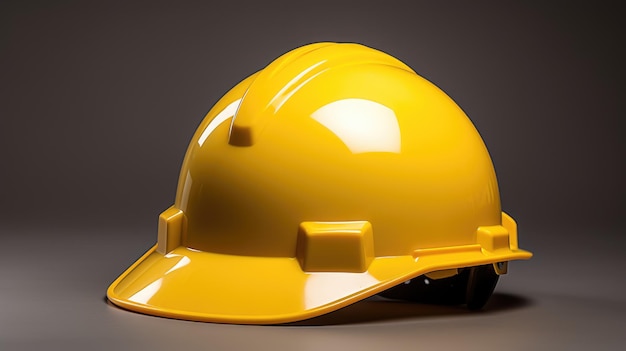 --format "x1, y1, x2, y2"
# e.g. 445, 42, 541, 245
1, 1, 624, 350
